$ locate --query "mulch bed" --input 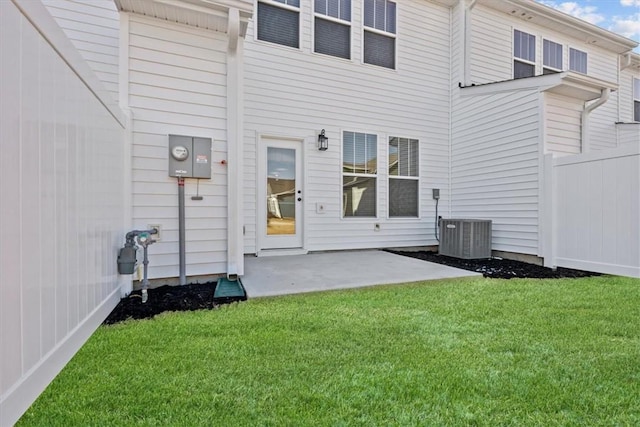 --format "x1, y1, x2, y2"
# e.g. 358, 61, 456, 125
386, 250, 599, 280
105, 251, 598, 325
